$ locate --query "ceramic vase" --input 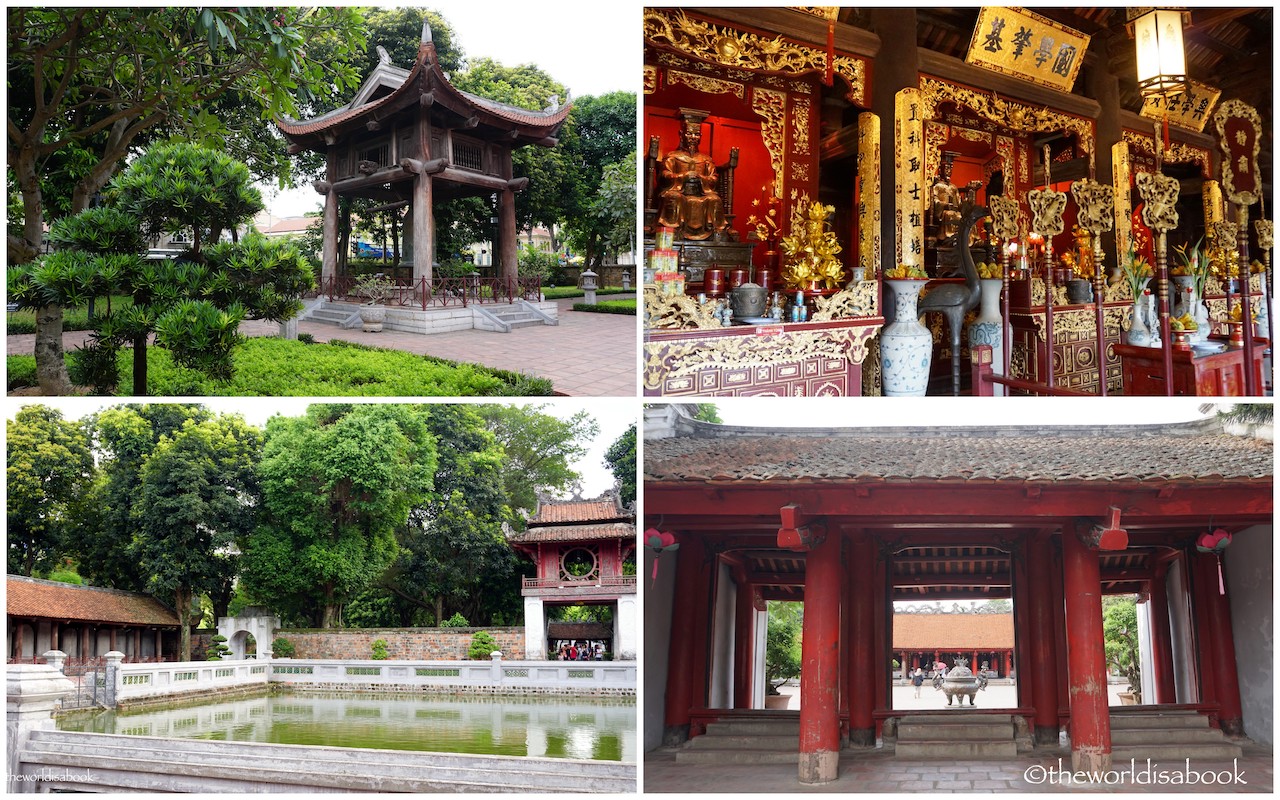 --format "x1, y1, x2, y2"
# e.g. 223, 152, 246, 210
1254, 273, 1269, 339
881, 279, 932, 397
968, 278, 1005, 397
1125, 278, 1157, 347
